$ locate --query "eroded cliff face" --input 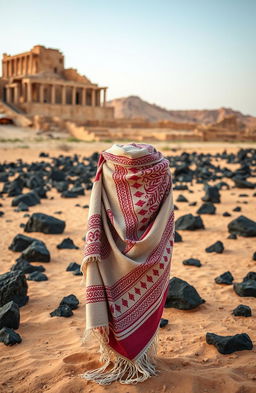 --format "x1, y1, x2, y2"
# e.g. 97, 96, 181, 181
107, 95, 256, 127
